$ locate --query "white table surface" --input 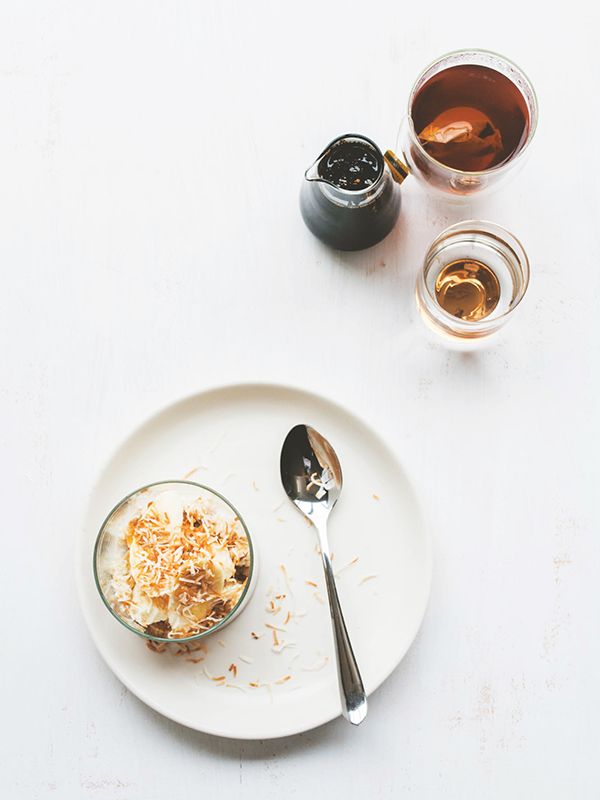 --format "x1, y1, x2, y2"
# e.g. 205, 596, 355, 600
1, 2, 598, 798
